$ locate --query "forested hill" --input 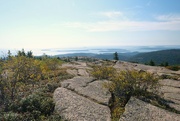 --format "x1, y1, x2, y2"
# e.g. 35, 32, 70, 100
129, 49, 180, 65
55, 52, 138, 61
55, 49, 180, 65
